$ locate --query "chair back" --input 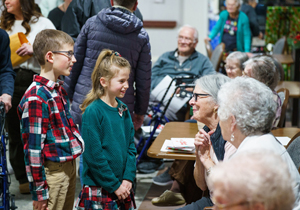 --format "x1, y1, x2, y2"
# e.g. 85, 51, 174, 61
273, 36, 287, 54
204, 39, 213, 59
276, 88, 289, 128
210, 43, 225, 72
287, 135, 300, 170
